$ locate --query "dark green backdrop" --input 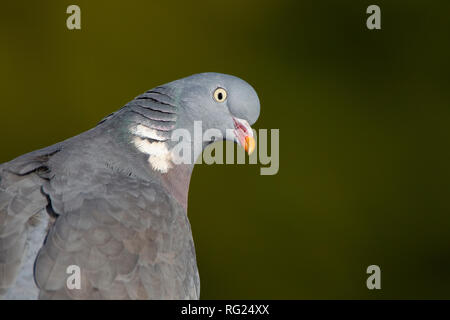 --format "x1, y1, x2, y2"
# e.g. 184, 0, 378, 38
1, 1, 449, 299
